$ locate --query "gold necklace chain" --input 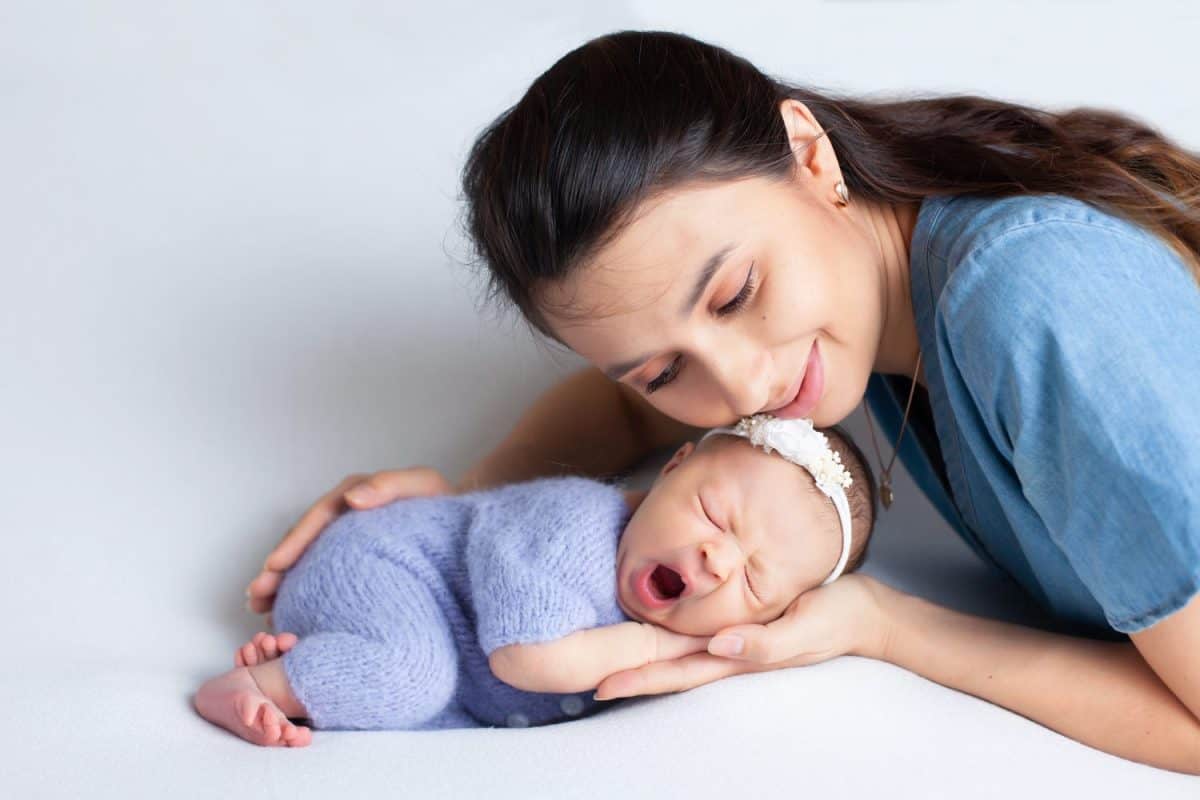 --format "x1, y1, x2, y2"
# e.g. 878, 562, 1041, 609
863, 350, 924, 509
